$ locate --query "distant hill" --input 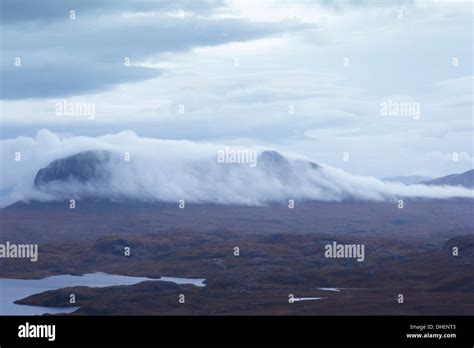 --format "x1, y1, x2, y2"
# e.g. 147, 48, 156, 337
8, 150, 471, 208
382, 175, 431, 185
34, 150, 116, 188
421, 169, 474, 189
